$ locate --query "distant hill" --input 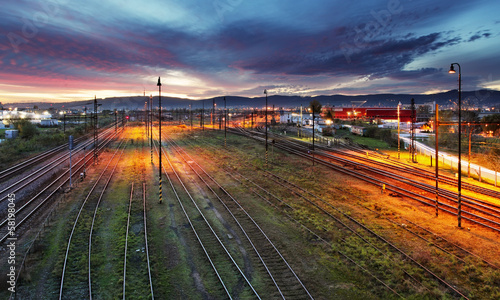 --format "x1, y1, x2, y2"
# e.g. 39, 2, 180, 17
6, 89, 500, 111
